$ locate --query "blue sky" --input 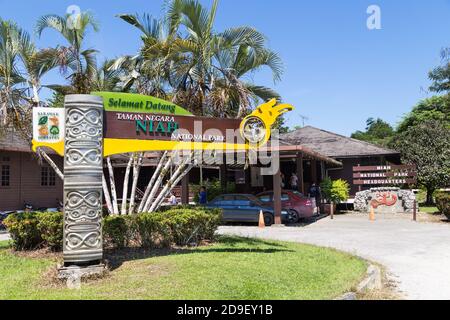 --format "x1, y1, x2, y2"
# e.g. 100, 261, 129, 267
1, 0, 449, 136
